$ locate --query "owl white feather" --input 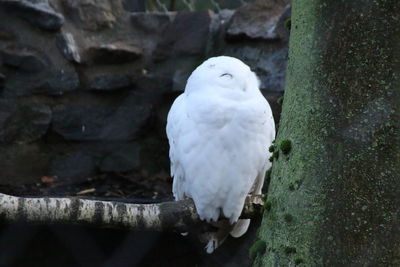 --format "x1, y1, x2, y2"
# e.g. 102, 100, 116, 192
166, 56, 275, 253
